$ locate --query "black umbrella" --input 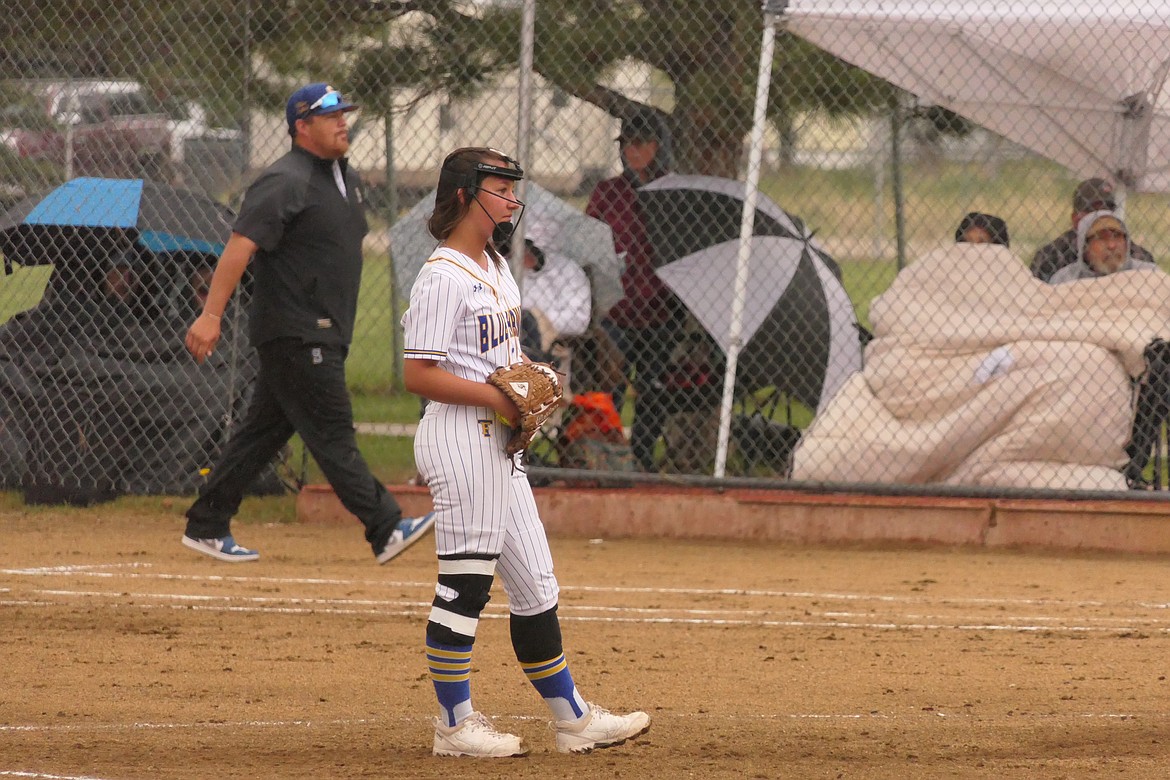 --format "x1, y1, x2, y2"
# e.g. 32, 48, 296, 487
638, 173, 841, 279
0, 177, 233, 271
642, 174, 860, 412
